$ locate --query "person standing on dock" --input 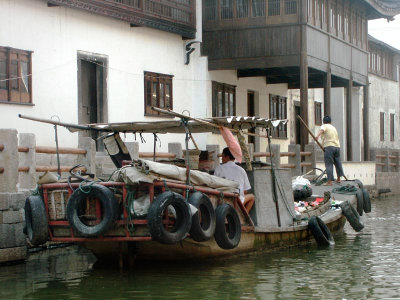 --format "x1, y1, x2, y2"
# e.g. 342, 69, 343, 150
214, 147, 255, 213
315, 116, 345, 186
